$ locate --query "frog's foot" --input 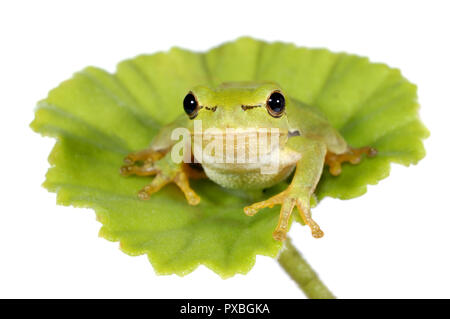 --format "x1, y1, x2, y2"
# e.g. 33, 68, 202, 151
137, 165, 200, 205
121, 148, 169, 177
325, 146, 377, 176
121, 159, 200, 205
123, 148, 166, 165
244, 189, 323, 241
